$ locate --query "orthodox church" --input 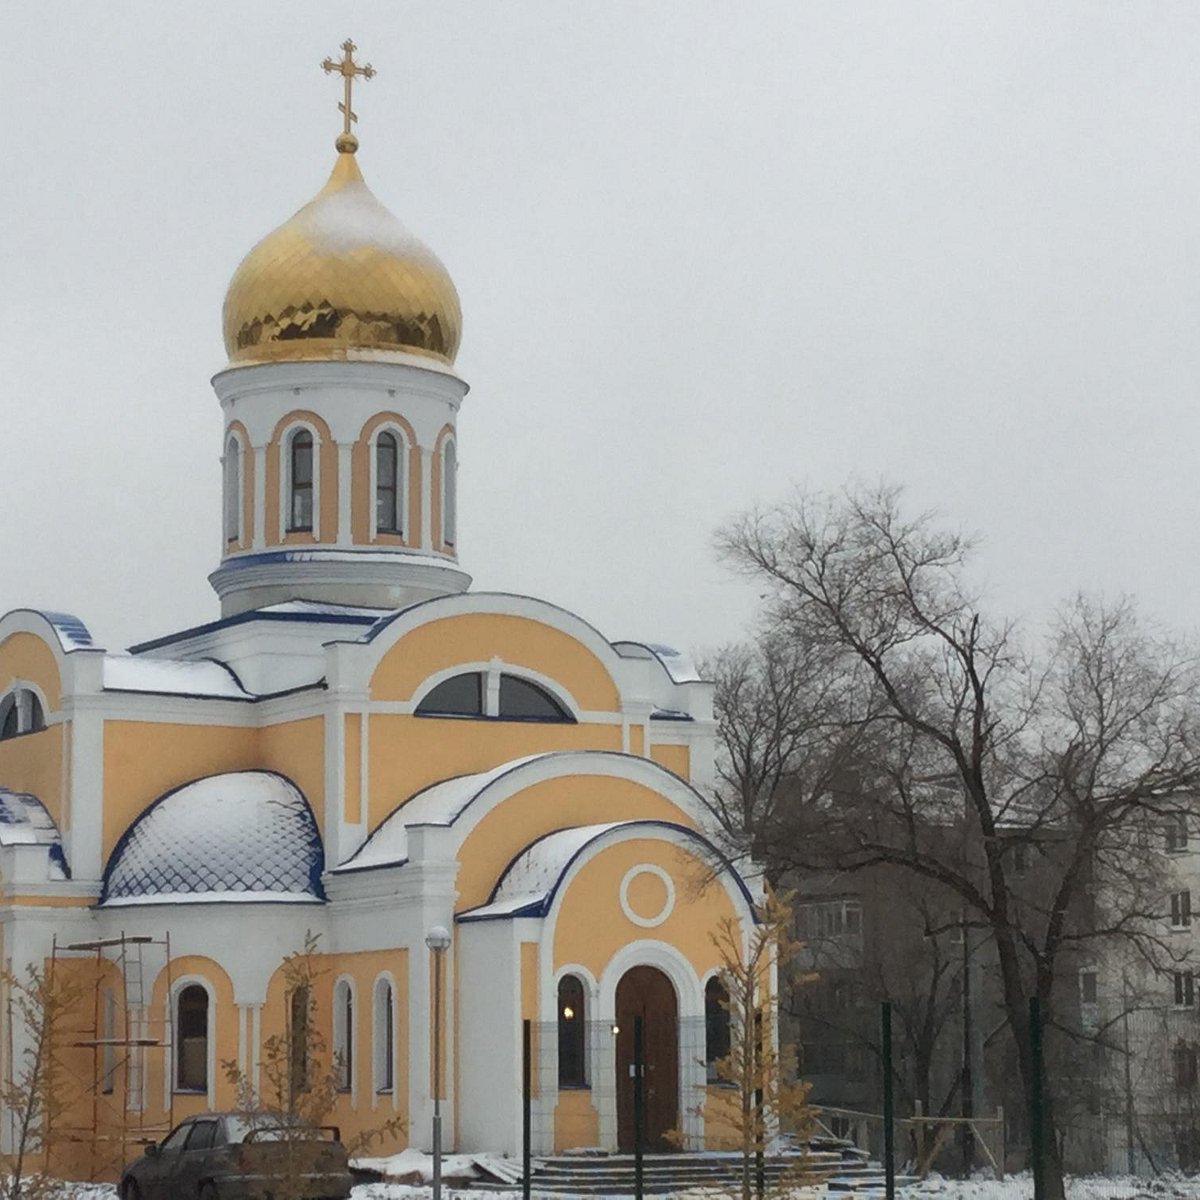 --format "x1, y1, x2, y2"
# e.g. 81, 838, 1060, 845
0, 44, 761, 1169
